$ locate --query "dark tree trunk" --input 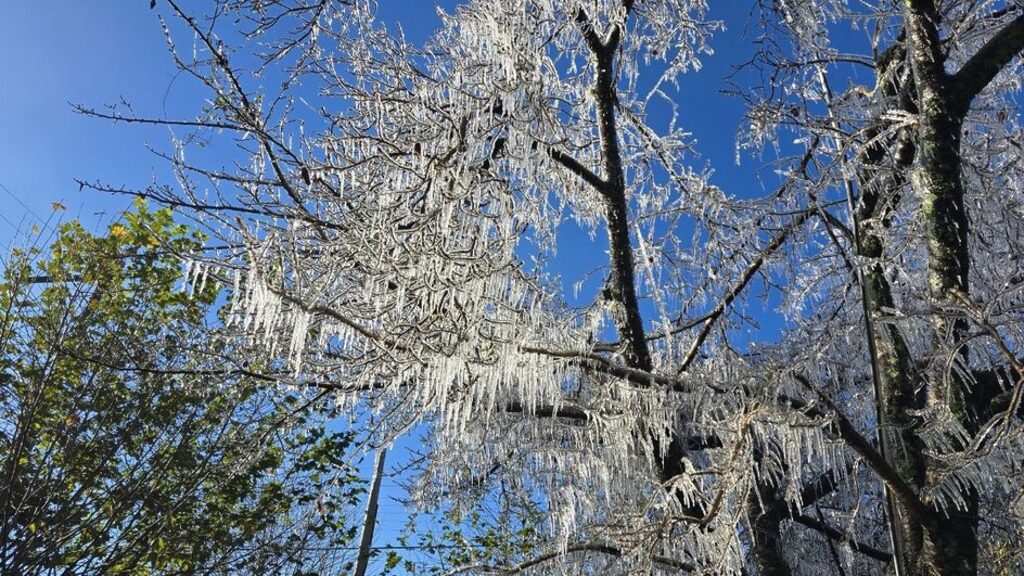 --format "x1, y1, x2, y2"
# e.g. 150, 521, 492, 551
747, 482, 790, 576
854, 46, 925, 575
897, 1, 1019, 573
